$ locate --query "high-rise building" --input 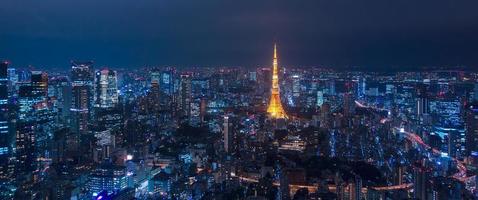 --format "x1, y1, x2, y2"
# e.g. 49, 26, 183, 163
15, 121, 36, 174
325, 80, 336, 96
276, 164, 290, 200
343, 93, 355, 117
267, 44, 287, 119
223, 116, 231, 153
0, 61, 14, 180
16, 71, 52, 177
161, 68, 175, 96
349, 176, 362, 200
357, 77, 366, 99
416, 84, 429, 119
31, 71, 48, 97
466, 103, 478, 156
87, 162, 128, 197
291, 74, 300, 98
151, 69, 161, 89
150, 69, 161, 106
94, 69, 118, 108
199, 97, 207, 124
320, 103, 331, 129
316, 91, 324, 107
413, 164, 430, 200
7, 68, 17, 97
473, 83, 478, 101
178, 74, 192, 120
48, 76, 71, 125
70, 61, 93, 137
